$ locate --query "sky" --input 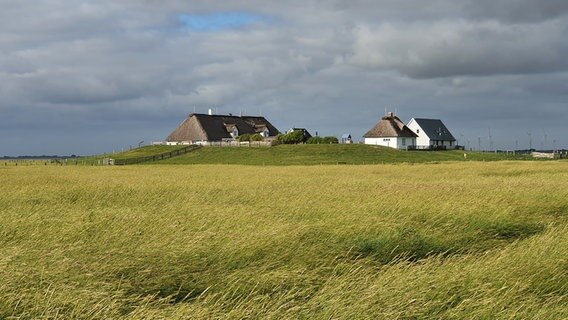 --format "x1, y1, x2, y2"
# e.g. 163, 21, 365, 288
1, 0, 567, 155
